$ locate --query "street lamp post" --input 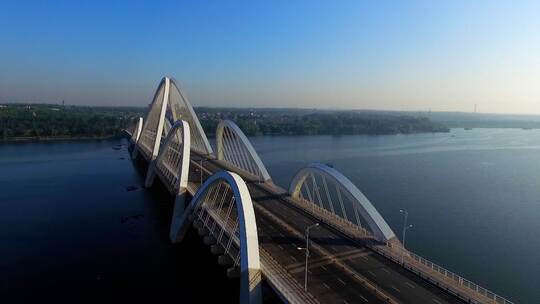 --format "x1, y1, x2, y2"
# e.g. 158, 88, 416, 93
399, 209, 413, 264
200, 157, 204, 185
298, 223, 319, 292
